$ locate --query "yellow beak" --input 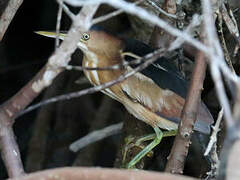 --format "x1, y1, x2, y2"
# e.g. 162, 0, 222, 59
35, 31, 66, 40
35, 31, 88, 52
